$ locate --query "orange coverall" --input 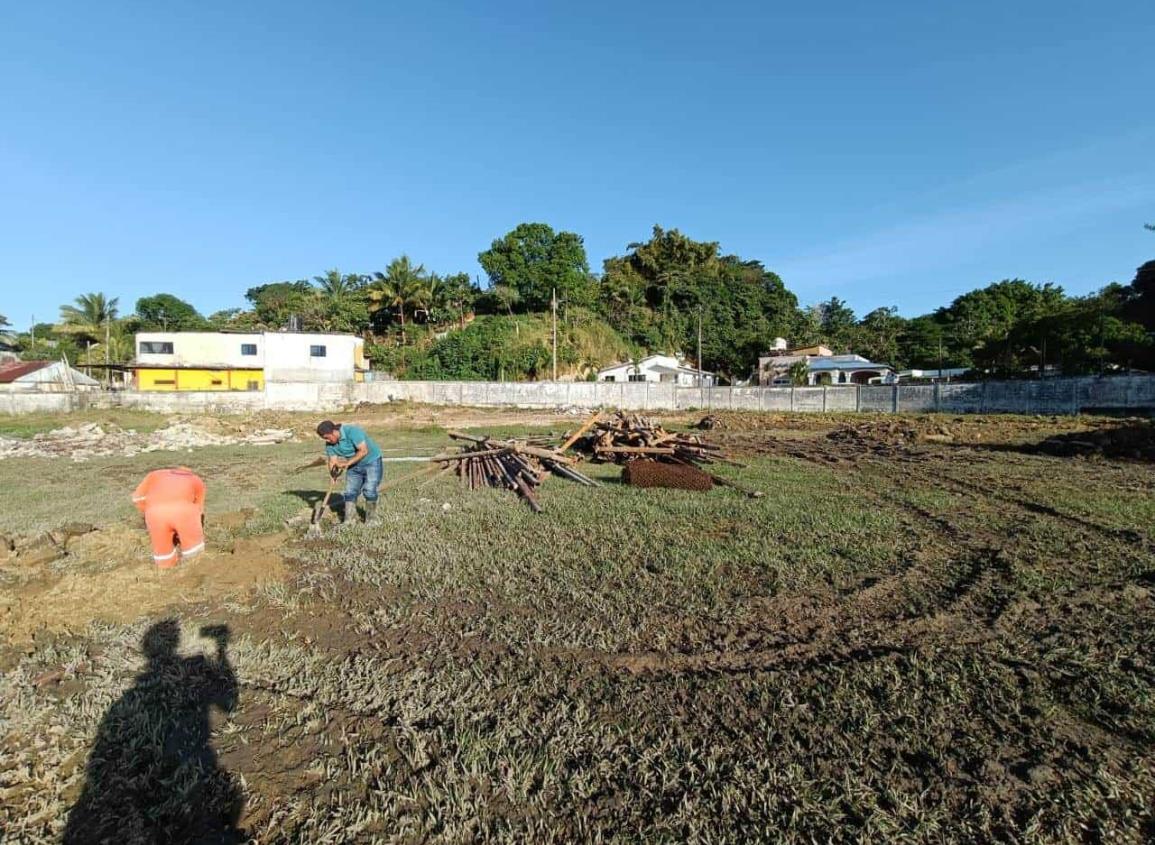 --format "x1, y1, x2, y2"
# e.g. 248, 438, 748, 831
132, 468, 206, 567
